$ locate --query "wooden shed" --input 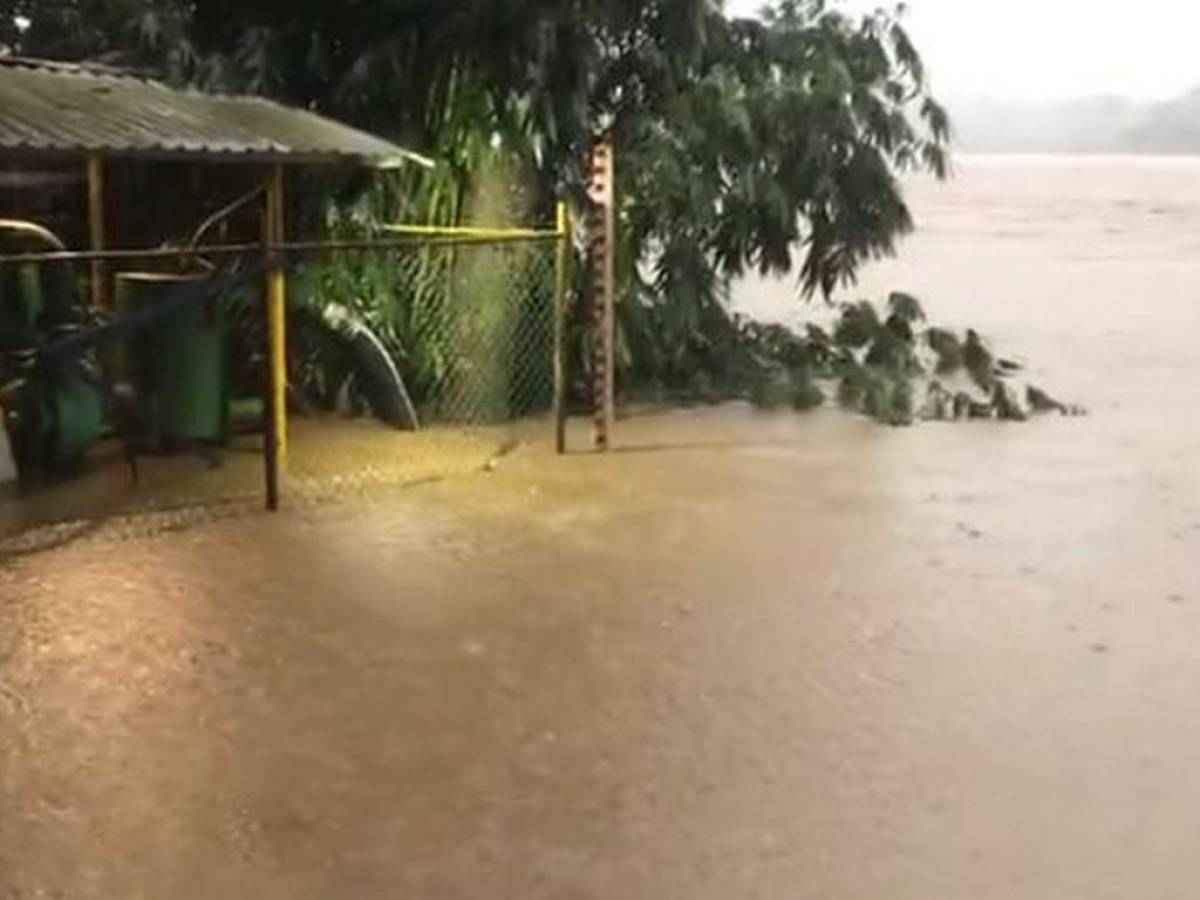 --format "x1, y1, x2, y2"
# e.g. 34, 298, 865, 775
0, 55, 430, 507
